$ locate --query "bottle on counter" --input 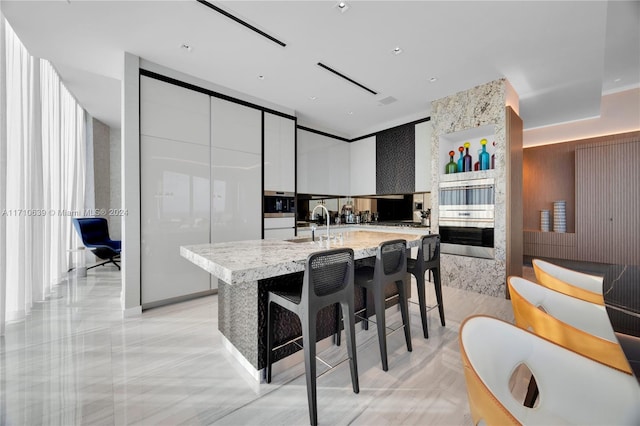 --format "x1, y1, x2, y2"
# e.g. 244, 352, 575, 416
463, 142, 473, 172
474, 148, 481, 171
491, 141, 496, 169
457, 146, 464, 173
480, 138, 490, 170
445, 150, 458, 174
